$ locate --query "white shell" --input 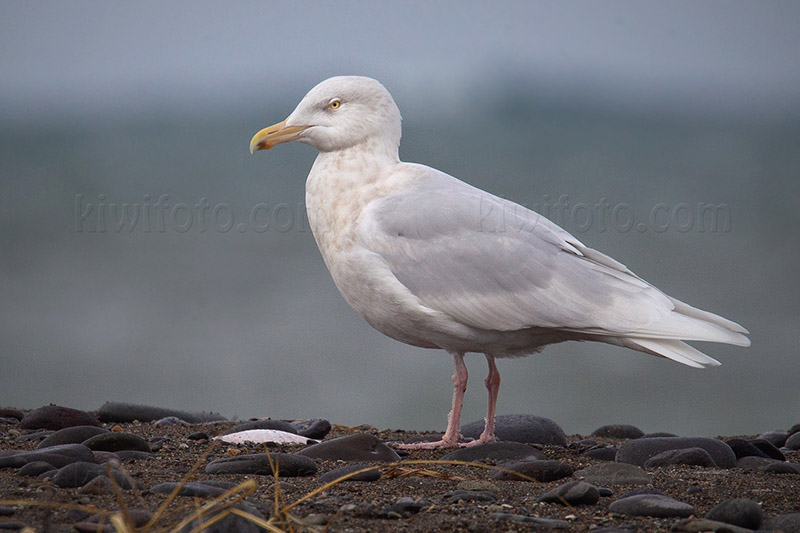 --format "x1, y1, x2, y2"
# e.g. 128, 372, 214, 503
213, 429, 317, 445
